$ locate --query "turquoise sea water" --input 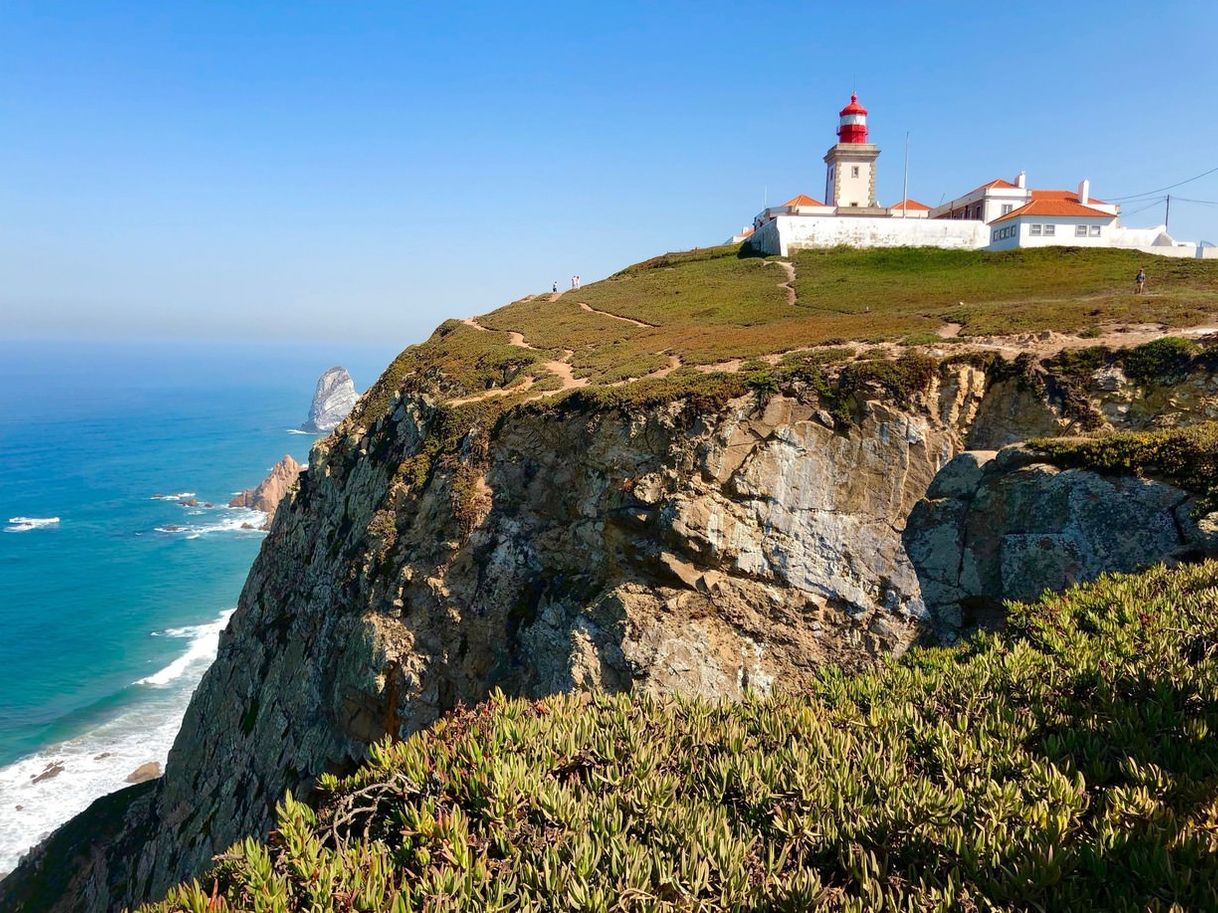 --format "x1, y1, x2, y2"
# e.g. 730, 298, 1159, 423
0, 338, 396, 873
